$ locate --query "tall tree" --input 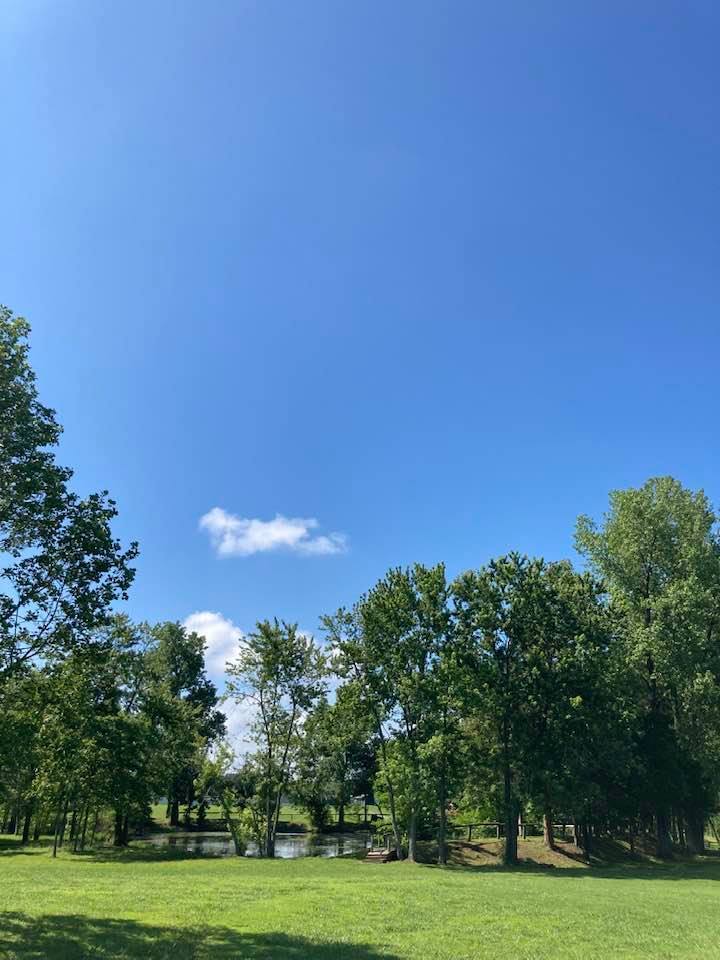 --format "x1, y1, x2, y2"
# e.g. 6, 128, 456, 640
576, 476, 720, 856
0, 307, 137, 677
145, 622, 225, 826
293, 687, 376, 831
326, 564, 450, 862
226, 620, 325, 857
